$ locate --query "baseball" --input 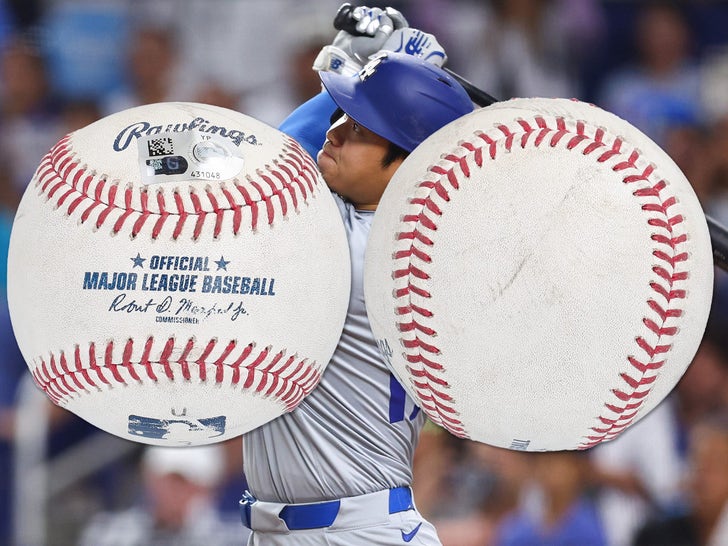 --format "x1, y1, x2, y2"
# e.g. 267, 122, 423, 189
364, 97, 713, 451
8, 102, 351, 446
